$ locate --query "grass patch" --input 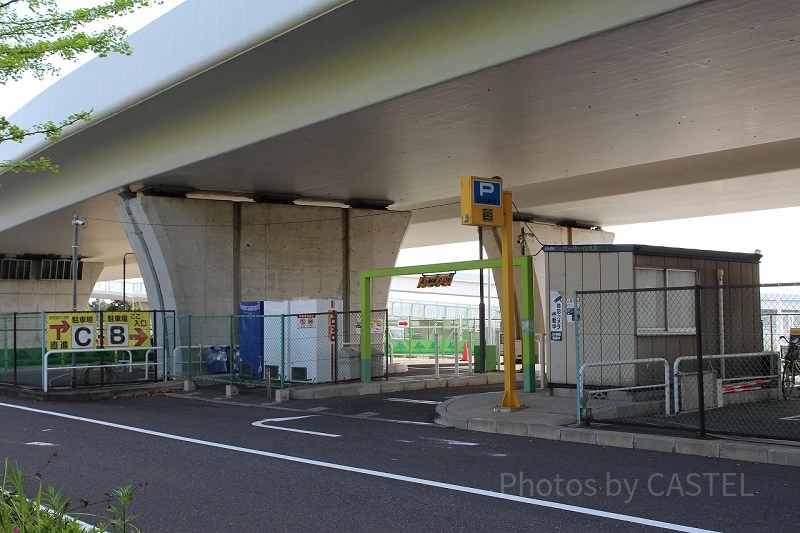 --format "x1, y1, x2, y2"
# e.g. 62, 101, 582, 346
1, 455, 145, 532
